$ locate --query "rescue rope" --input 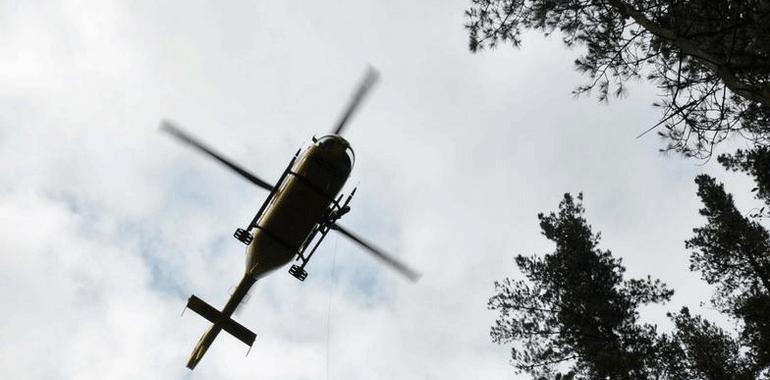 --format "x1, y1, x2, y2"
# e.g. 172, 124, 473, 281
325, 235, 339, 380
